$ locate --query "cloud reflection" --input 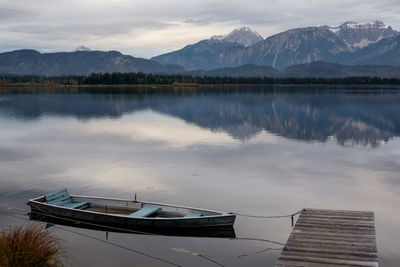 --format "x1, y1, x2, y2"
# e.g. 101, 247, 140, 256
83, 110, 236, 148
0, 92, 399, 147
